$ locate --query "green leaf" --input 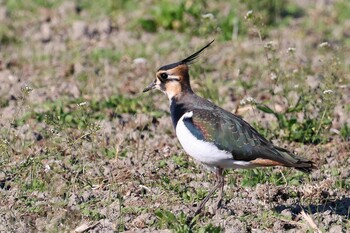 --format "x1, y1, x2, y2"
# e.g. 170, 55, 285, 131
256, 103, 275, 114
